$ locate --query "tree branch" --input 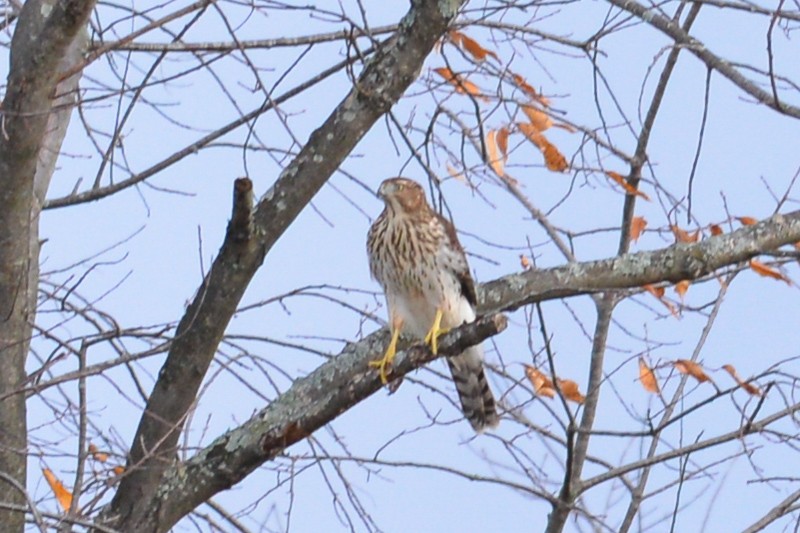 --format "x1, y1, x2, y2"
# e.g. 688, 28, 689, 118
128, 314, 507, 532
479, 210, 800, 314
91, 24, 398, 53
103, 0, 467, 529
0, 0, 95, 528
21, 209, 800, 403
113, 208, 800, 531
742, 487, 800, 533
608, 0, 800, 118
